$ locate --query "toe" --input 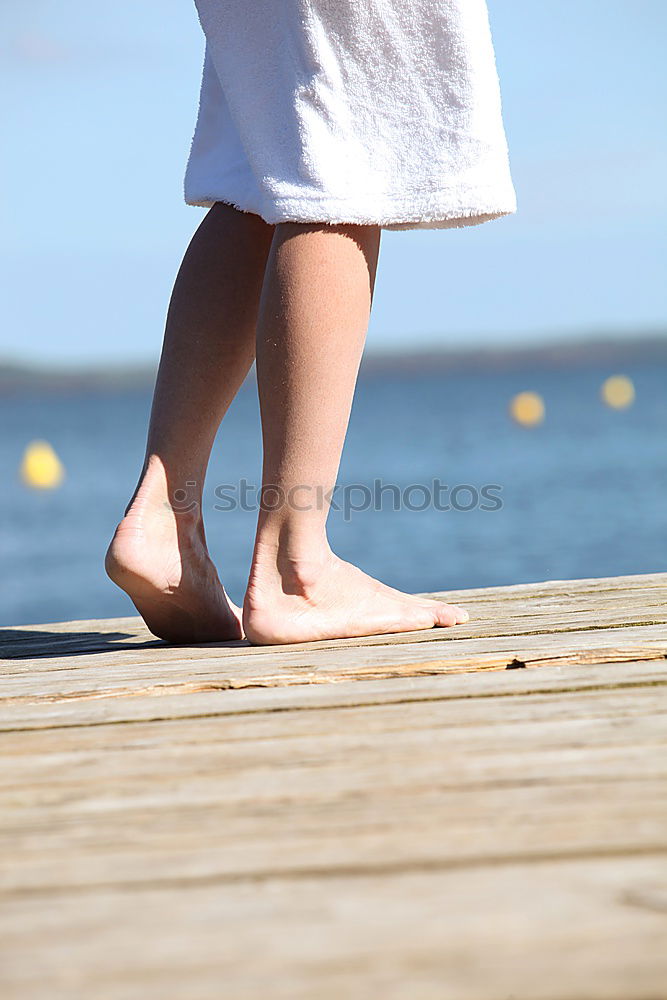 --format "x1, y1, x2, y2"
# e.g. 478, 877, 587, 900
431, 602, 458, 627
430, 601, 469, 627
